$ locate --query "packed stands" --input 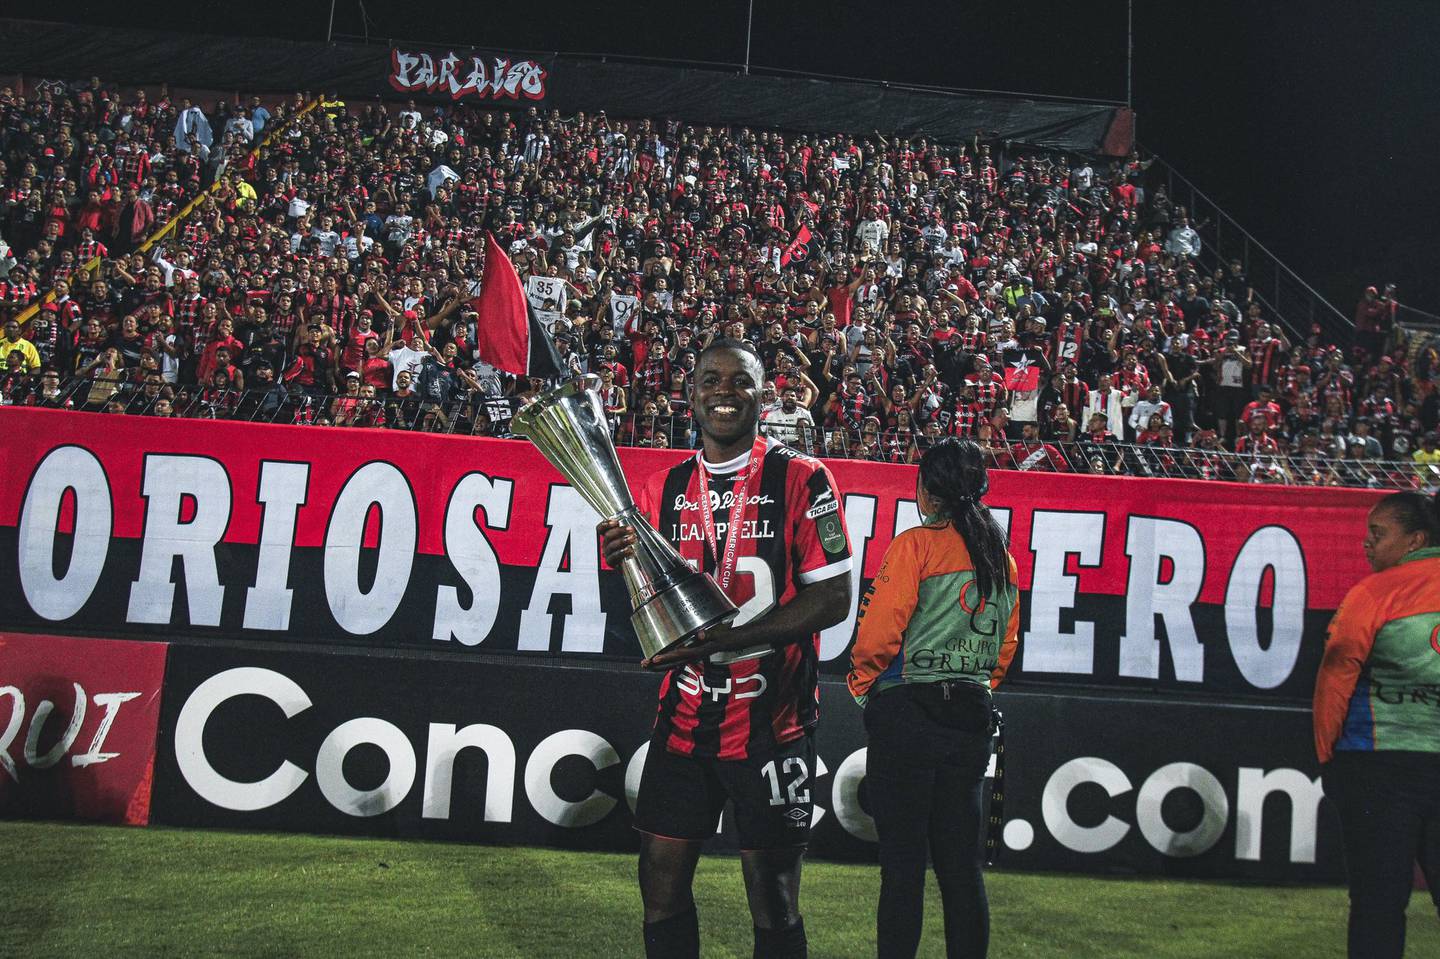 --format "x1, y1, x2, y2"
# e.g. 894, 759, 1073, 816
1, 78, 1436, 490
